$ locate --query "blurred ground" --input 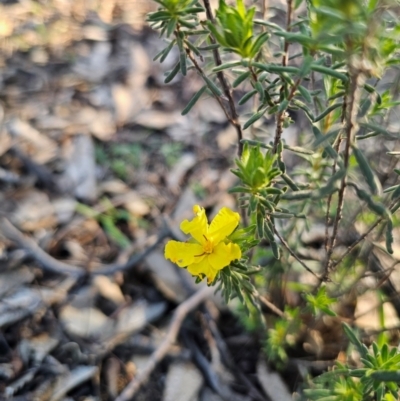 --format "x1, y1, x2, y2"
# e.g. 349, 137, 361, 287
0, 1, 275, 400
